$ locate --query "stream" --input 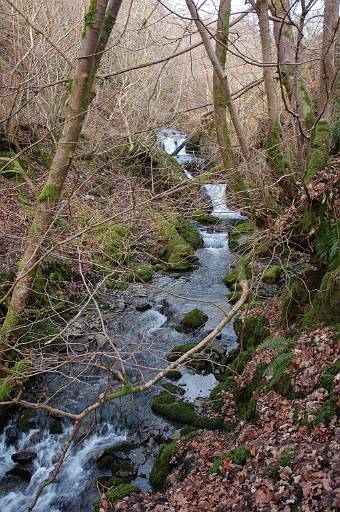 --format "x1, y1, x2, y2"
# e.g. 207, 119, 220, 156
0, 129, 243, 512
